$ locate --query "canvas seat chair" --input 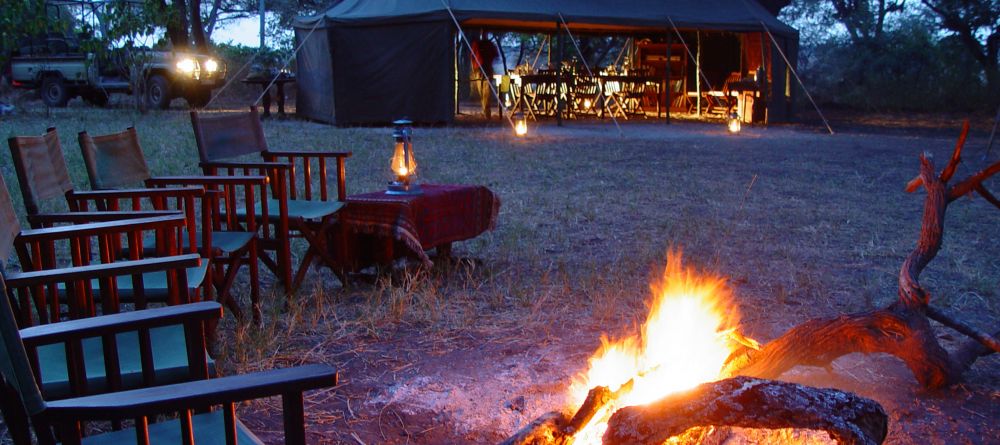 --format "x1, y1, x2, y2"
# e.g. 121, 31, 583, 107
572, 76, 602, 117
8, 128, 215, 308
79, 127, 268, 321
702, 72, 742, 117
0, 278, 337, 445
190, 106, 352, 293
0, 174, 216, 400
